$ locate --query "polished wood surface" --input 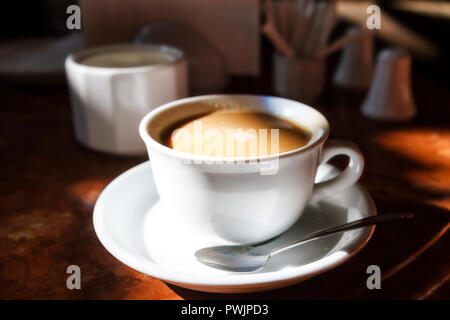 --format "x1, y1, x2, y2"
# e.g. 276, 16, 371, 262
0, 69, 449, 299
